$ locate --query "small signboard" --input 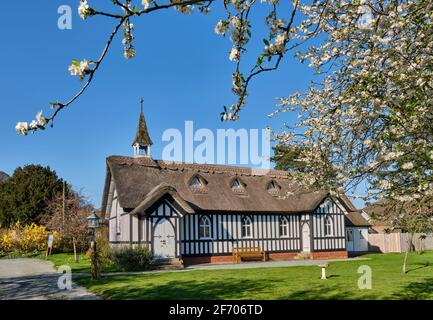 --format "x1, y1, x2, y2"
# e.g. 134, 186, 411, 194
48, 234, 54, 248
46, 234, 54, 256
